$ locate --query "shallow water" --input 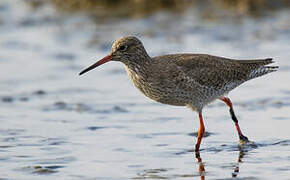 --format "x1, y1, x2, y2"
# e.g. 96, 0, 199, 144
0, 0, 290, 179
